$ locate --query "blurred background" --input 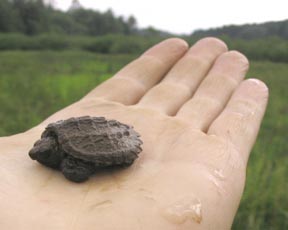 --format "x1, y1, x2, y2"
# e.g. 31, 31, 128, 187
0, 0, 287, 229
